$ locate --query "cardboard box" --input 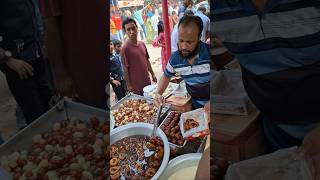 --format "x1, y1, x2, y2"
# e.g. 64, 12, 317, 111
211, 109, 266, 163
